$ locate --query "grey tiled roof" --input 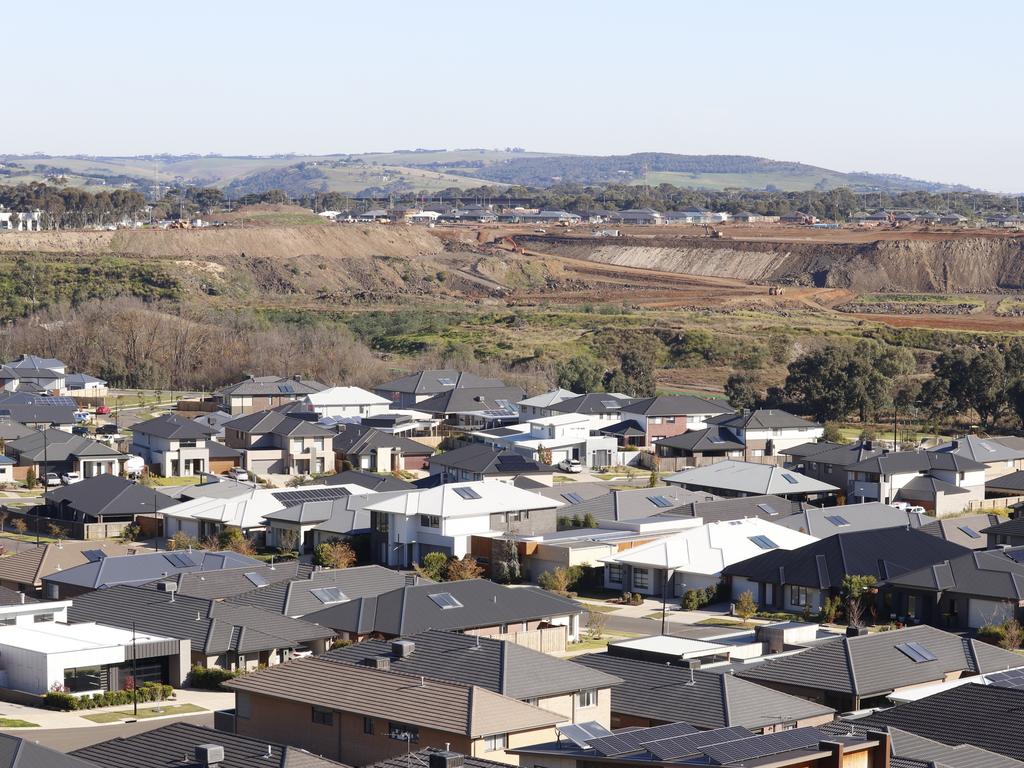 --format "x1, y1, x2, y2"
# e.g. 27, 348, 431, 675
322, 470, 416, 491
332, 424, 433, 457
374, 370, 506, 396
884, 546, 1024, 600
821, 722, 1024, 768
738, 624, 1021, 697
44, 550, 263, 590
0, 733, 99, 768
928, 435, 1024, 464
324, 629, 620, 700
985, 470, 1024, 492
848, 450, 987, 474
45, 474, 177, 520
917, 513, 1002, 550
71, 722, 347, 768
654, 424, 744, 452
140, 560, 310, 600
7, 429, 125, 461
548, 393, 635, 415
225, 410, 333, 438
981, 516, 1024, 536
571, 652, 833, 730
623, 395, 733, 417
773, 502, 933, 536
707, 409, 821, 430
216, 375, 327, 398
414, 386, 525, 415
658, 494, 802, 524
368, 748, 508, 768
131, 413, 216, 440
551, 486, 716, 523
427, 443, 548, 475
